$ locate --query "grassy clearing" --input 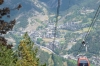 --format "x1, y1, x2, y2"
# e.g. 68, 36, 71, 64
74, 27, 93, 33
43, 38, 65, 43
41, 48, 52, 54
